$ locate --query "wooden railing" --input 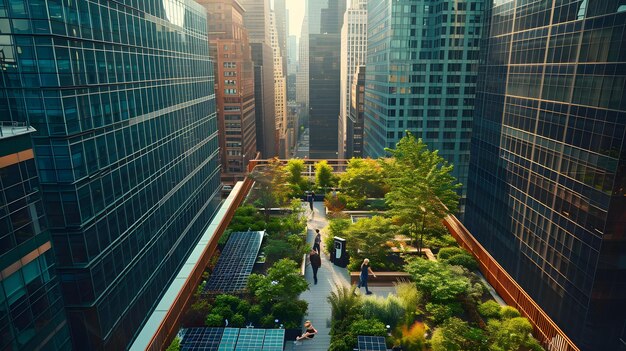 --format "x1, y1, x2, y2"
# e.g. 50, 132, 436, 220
444, 215, 580, 351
